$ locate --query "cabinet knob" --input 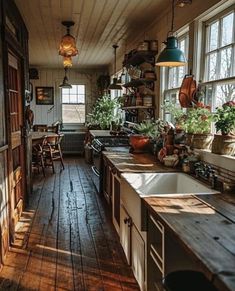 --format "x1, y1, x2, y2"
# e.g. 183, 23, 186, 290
124, 217, 132, 227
